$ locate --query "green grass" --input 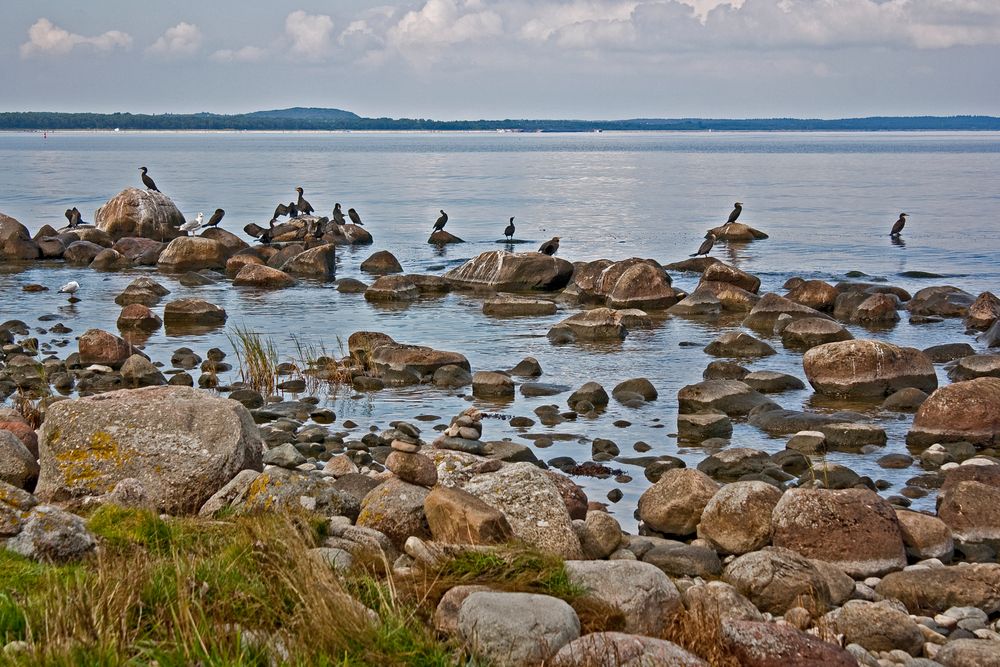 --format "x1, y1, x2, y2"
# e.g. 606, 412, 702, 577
228, 325, 279, 396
